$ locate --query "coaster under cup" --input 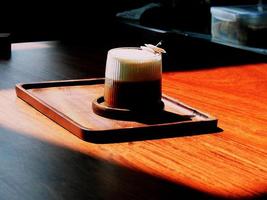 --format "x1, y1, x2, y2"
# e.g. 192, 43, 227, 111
92, 96, 165, 120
